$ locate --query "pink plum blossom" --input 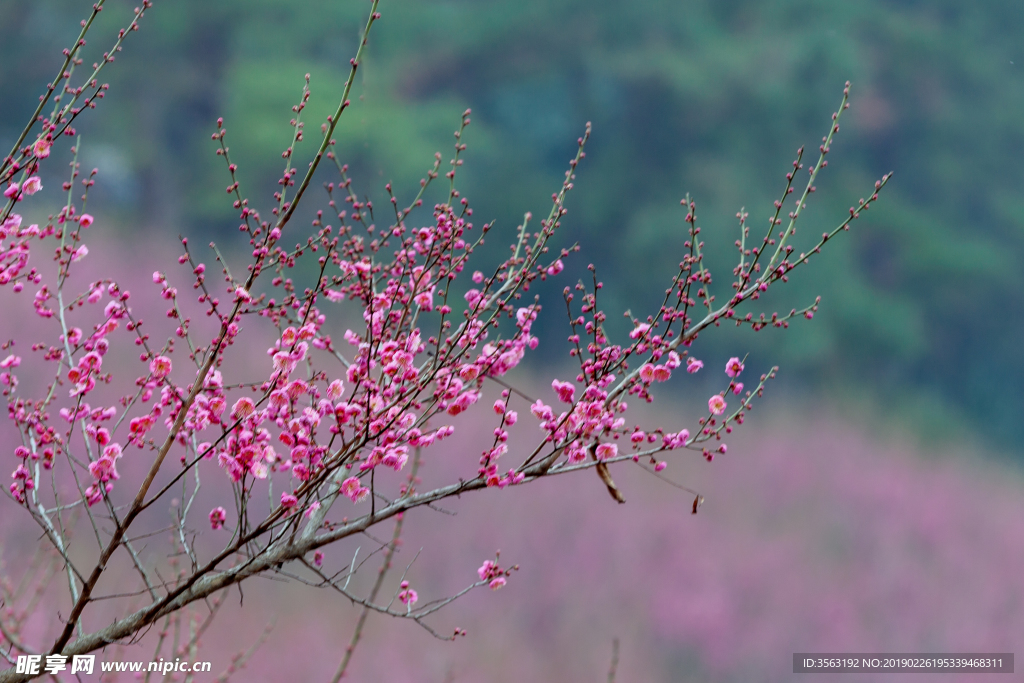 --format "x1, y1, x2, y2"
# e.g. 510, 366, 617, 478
341, 476, 370, 503
209, 507, 227, 530
232, 397, 255, 419
326, 379, 345, 400
398, 582, 418, 606
652, 365, 672, 382
21, 176, 42, 195
552, 379, 576, 403
629, 322, 650, 340
32, 138, 51, 158
530, 400, 553, 421
638, 363, 656, 383
708, 395, 727, 415
478, 560, 499, 581
149, 355, 172, 379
